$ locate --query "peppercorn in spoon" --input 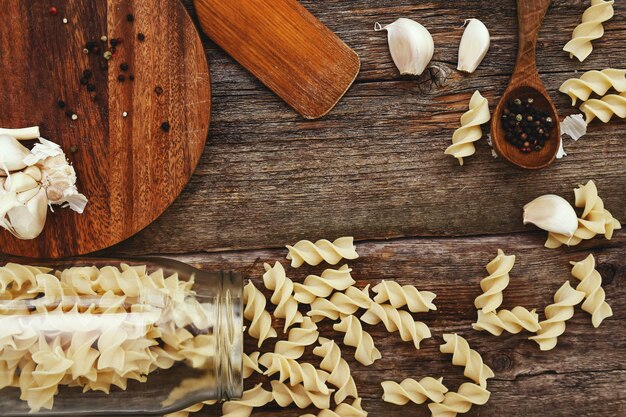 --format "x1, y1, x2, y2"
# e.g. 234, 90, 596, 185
491, 0, 561, 170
